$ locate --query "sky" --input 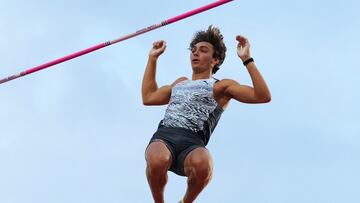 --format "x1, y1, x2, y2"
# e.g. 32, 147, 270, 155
1, 0, 359, 202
